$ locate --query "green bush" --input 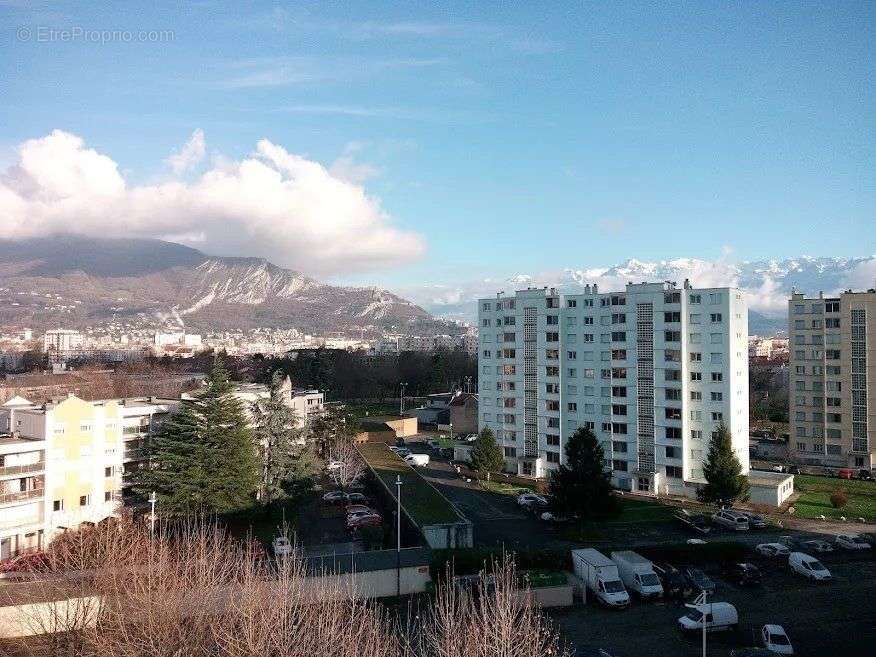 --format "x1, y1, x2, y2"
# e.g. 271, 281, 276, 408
830, 489, 849, 509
